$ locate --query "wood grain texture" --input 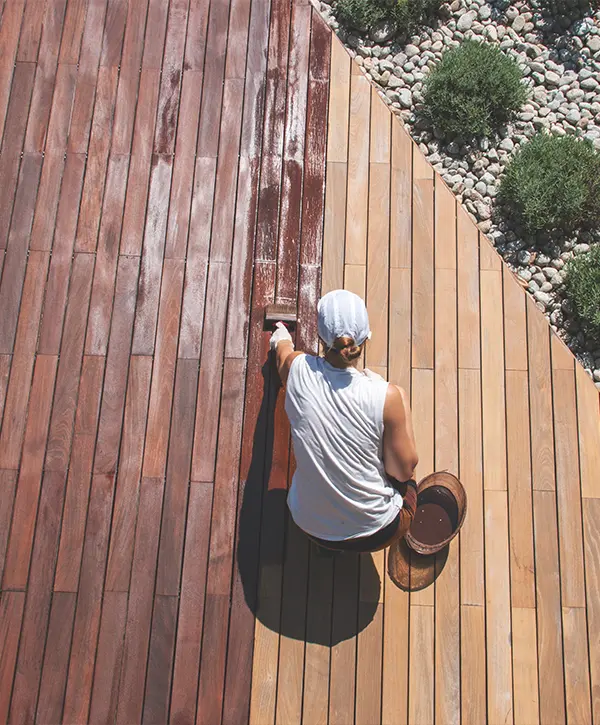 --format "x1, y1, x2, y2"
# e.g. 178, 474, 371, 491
576, 364, 600, 498
408, 605, 434, 725
527, 296, 555, 491
411, 152, 434, 370
506, 370, 536, 609
533, 489, 566, 724
457, 205, 480, 369
390, 124, 412, 269
583, 499, 600, 722
105, 355, 153, 592
0, 591, 25, 724
115, 478, 165, 725
2, 355, 57, 590
511, 607, 540, 725
485, 490, 513, 725
461, 605, 487, 725
35, 591, 76, 725
562, 606, 592, 725
551, 342, 586, 608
